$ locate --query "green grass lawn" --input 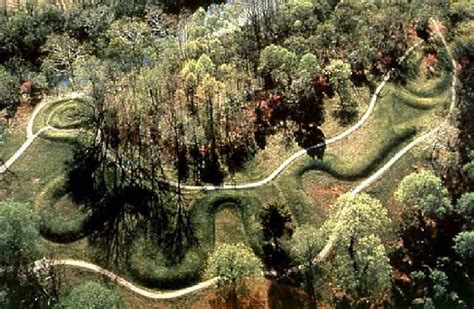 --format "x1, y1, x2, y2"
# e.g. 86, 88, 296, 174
0, 105, 30, 163
1, 137, 75, 202
214, 206, 247, 245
